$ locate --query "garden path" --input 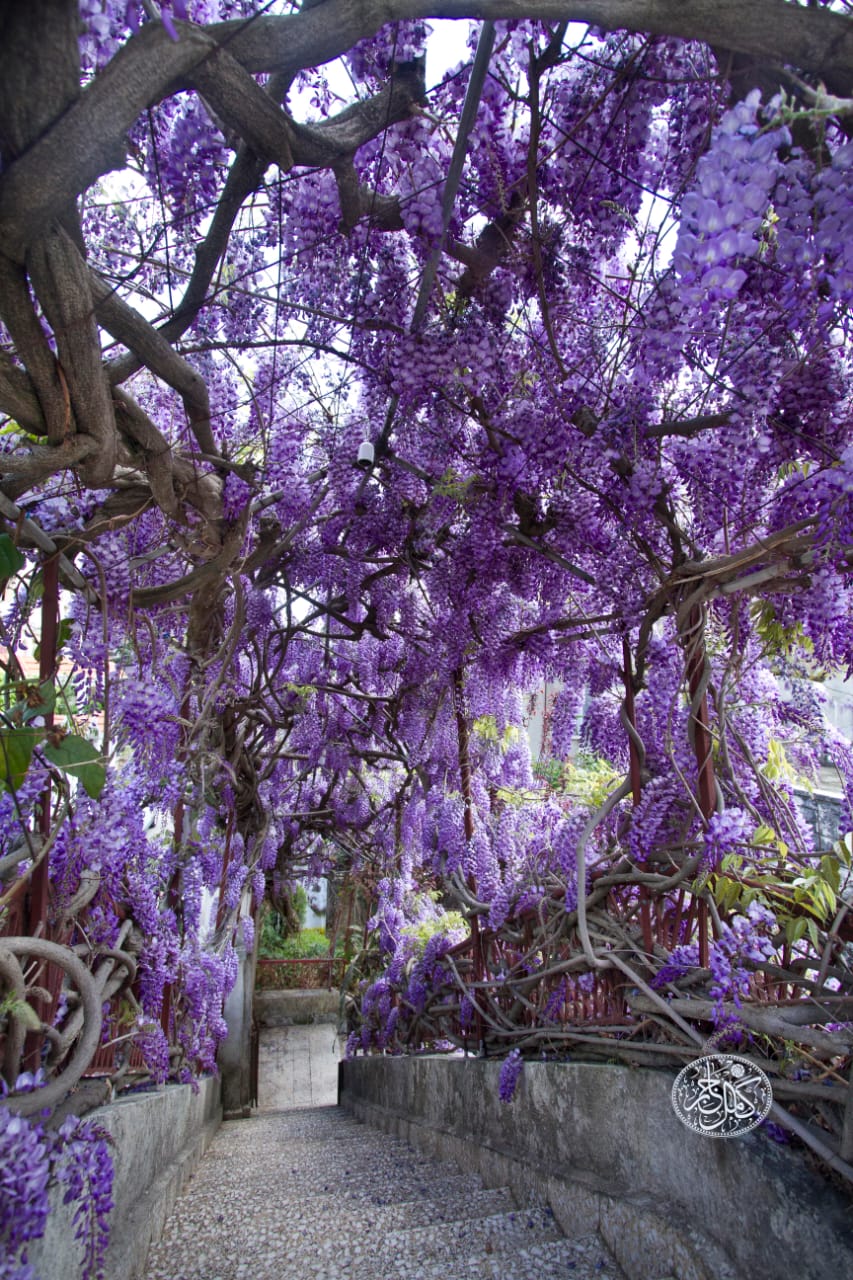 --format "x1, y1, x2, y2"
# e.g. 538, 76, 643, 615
144, 1019, 626, 1279
143, 1102, 627, 1280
